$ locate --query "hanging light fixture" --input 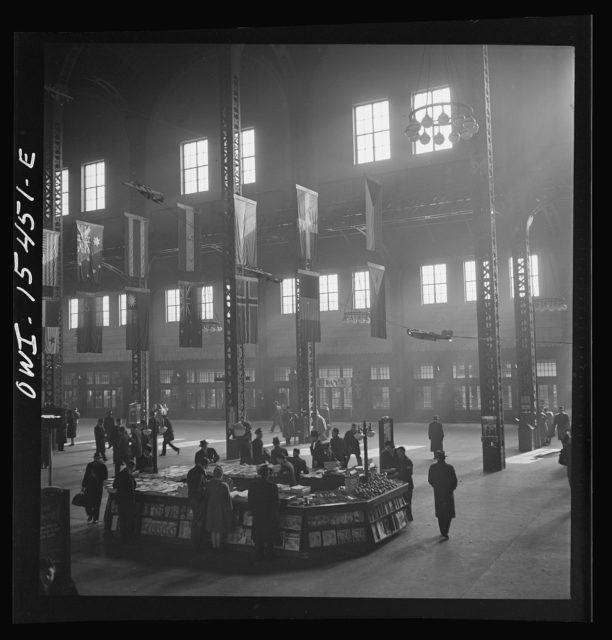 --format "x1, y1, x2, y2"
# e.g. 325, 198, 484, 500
405, 101, 478, 146
343, 310, 371, 324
